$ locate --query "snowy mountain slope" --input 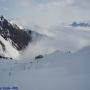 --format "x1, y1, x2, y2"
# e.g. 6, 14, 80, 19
0, 16, 90, 60
0, 46, 90, 90
0, 16, 90, 90
0, 16, 48, 59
